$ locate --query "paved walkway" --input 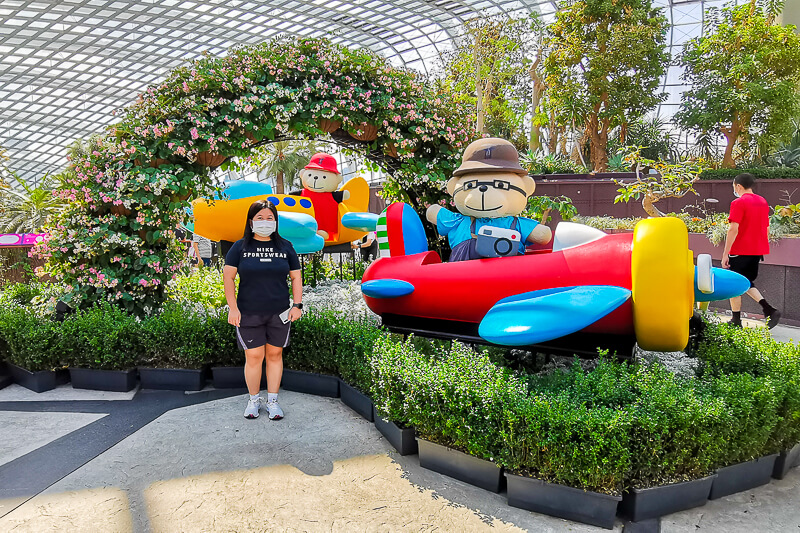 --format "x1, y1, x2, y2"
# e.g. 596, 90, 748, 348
0, 324, 798, 532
